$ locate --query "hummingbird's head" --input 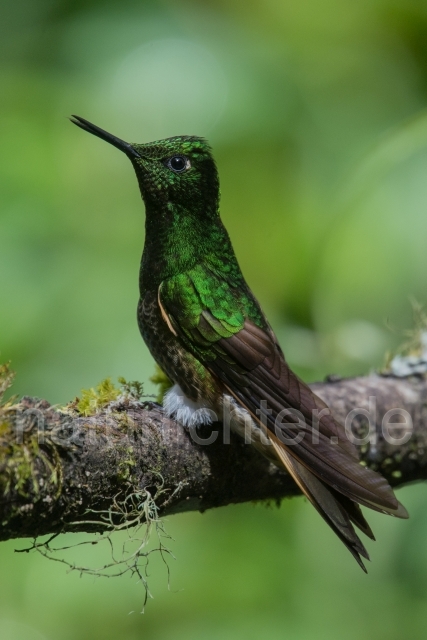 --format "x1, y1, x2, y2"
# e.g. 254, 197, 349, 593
70, 116, 219, 215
